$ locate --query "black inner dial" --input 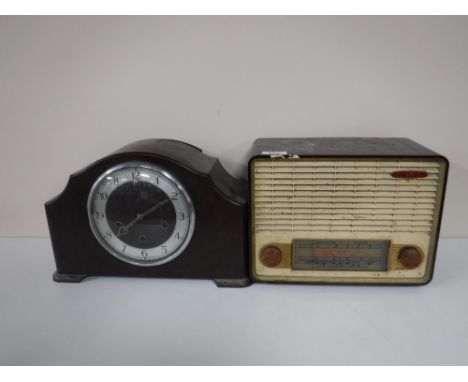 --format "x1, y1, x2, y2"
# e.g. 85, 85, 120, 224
106, 181, 176, 249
